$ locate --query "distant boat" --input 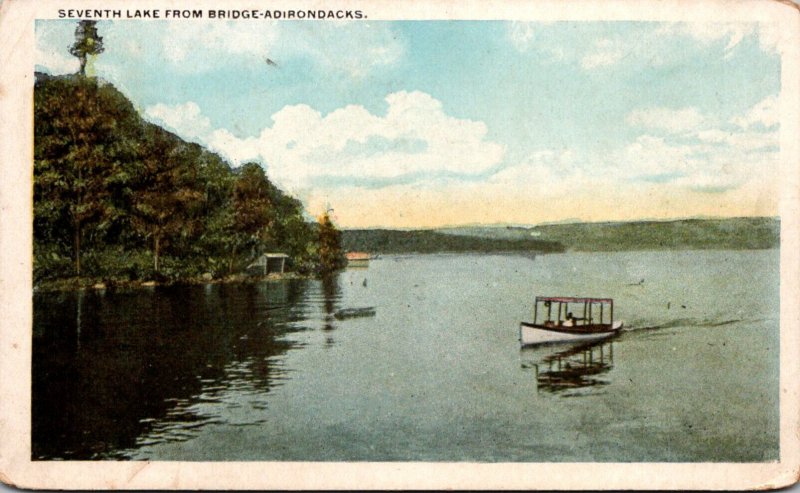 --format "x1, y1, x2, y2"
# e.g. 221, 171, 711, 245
334, 307, 376, 320
345, 251, 372, 268
519, 296, 623, 346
